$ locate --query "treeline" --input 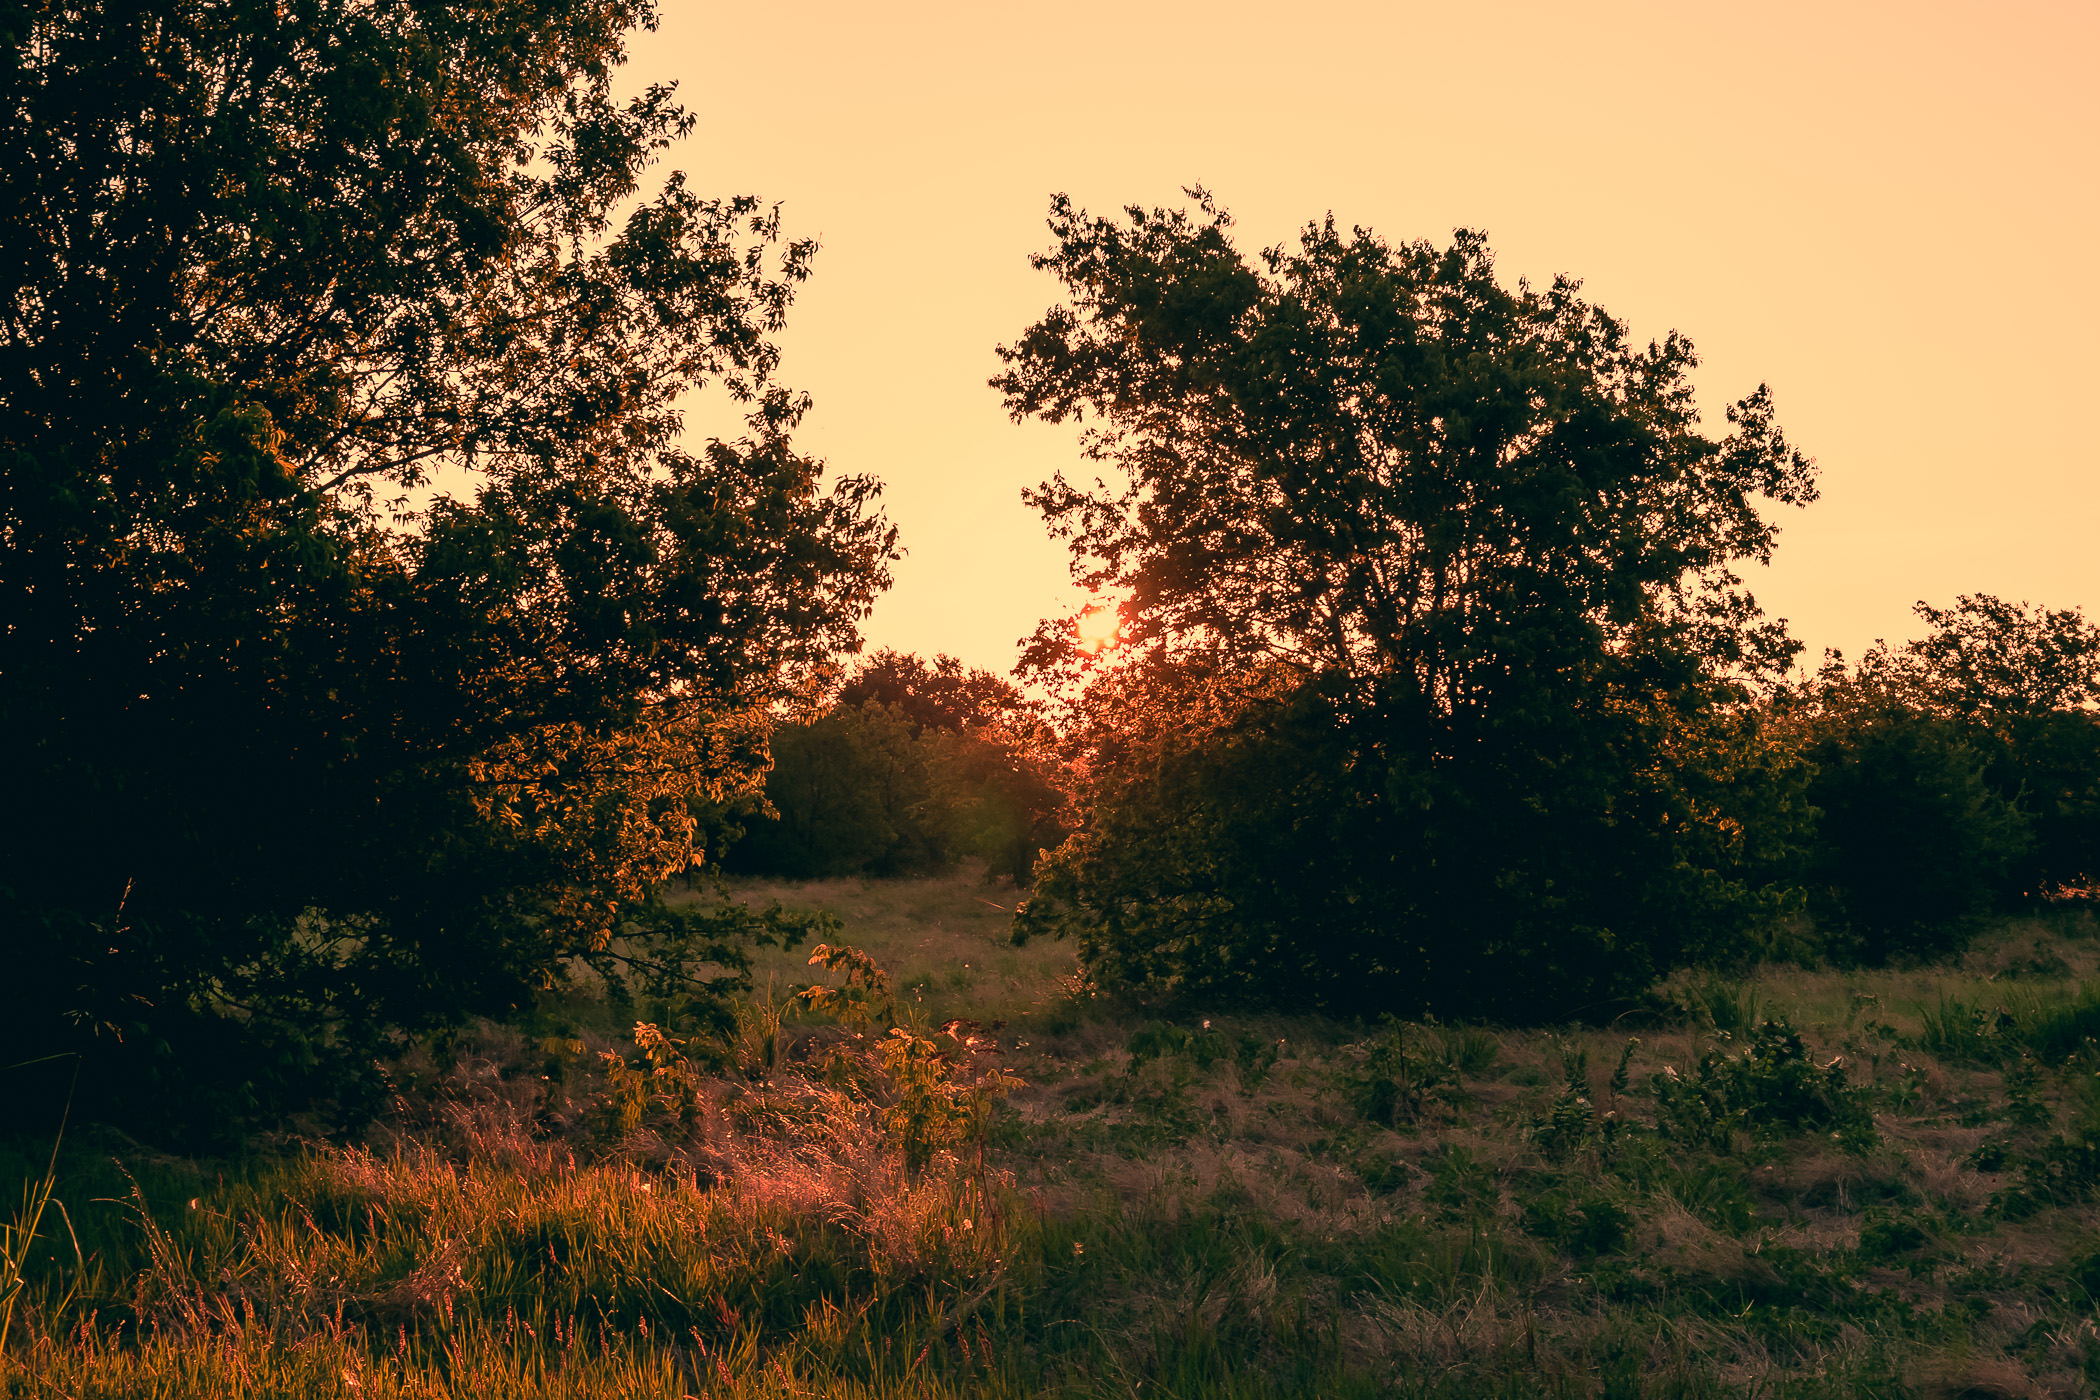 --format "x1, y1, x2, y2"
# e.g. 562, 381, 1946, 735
715, 651, 1066, 881
721, 593, 2098, 1003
